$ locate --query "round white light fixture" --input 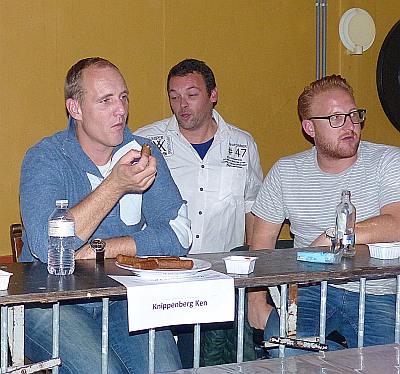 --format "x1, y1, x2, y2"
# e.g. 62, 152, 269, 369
339, 8, 376, 55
